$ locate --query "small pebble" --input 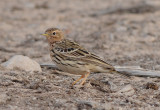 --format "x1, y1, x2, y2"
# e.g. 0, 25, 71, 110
145, 82, 159, 90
